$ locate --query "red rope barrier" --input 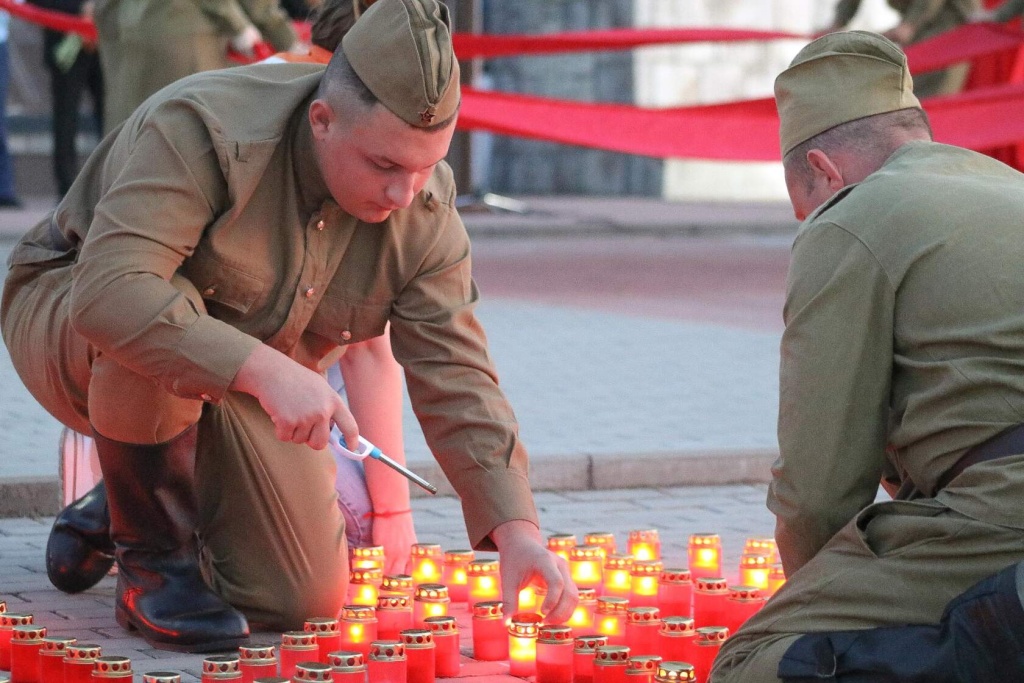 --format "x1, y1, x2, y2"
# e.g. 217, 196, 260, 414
0, 0, 96, 40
